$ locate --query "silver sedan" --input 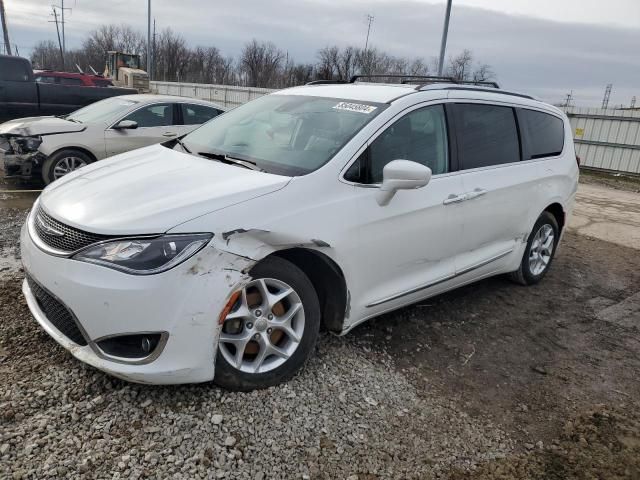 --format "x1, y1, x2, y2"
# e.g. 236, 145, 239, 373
0, 94, 225, 184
